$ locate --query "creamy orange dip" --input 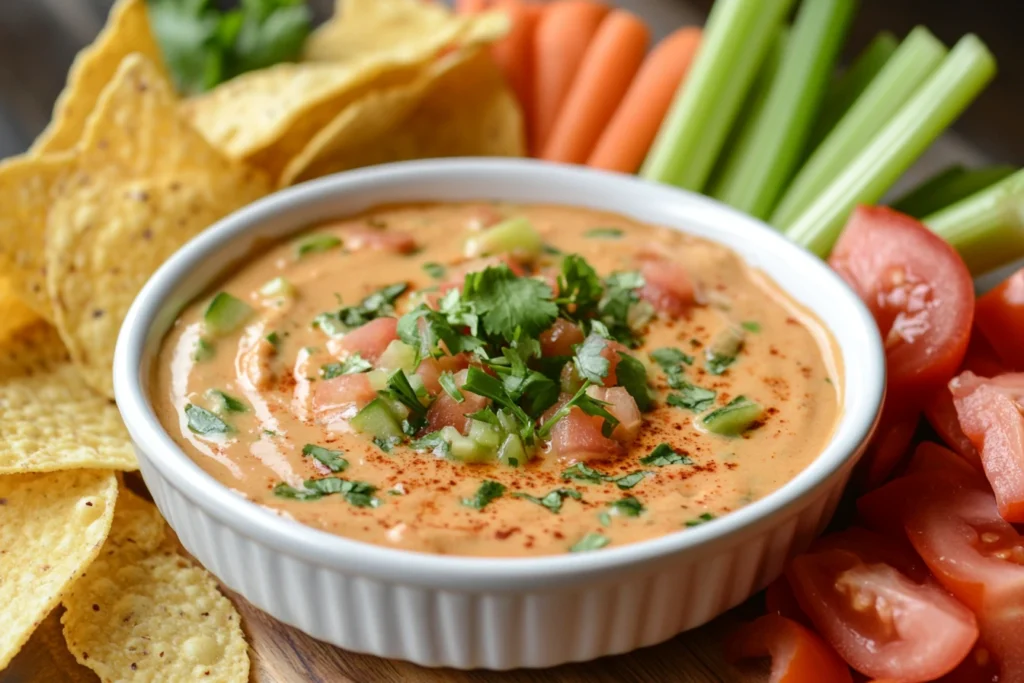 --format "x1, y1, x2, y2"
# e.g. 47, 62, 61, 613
153, 203, 841, 557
